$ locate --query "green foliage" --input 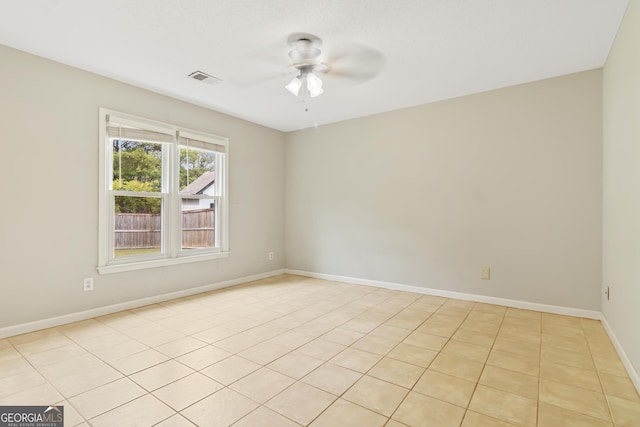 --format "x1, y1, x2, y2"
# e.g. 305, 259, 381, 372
113, 140, 162, 191
114, 181, 161, 214
111, 140, 216, 212
180, 147, 216, 190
